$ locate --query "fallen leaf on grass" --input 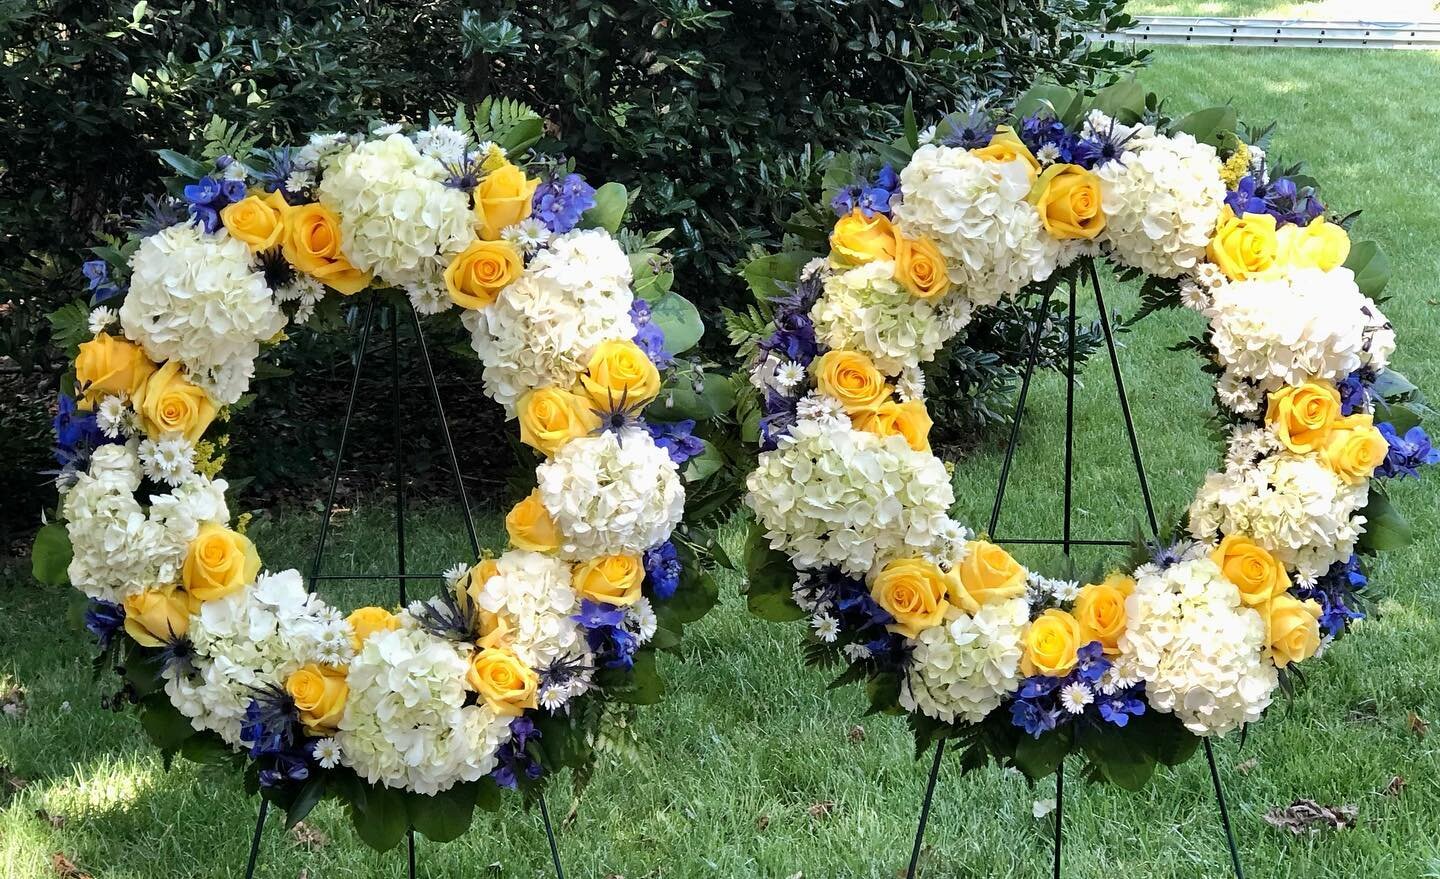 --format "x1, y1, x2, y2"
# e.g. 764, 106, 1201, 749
1263, 800, 1357, 834
50, 853, 91, 879
1381, 776, 1405, 797
1408, 711, 1429, 739
1235, 757, 1259, 775
289, 821, 328, 850
846, 725, 866, 743
755, 814, 771, 832
807, 801, 836, 819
